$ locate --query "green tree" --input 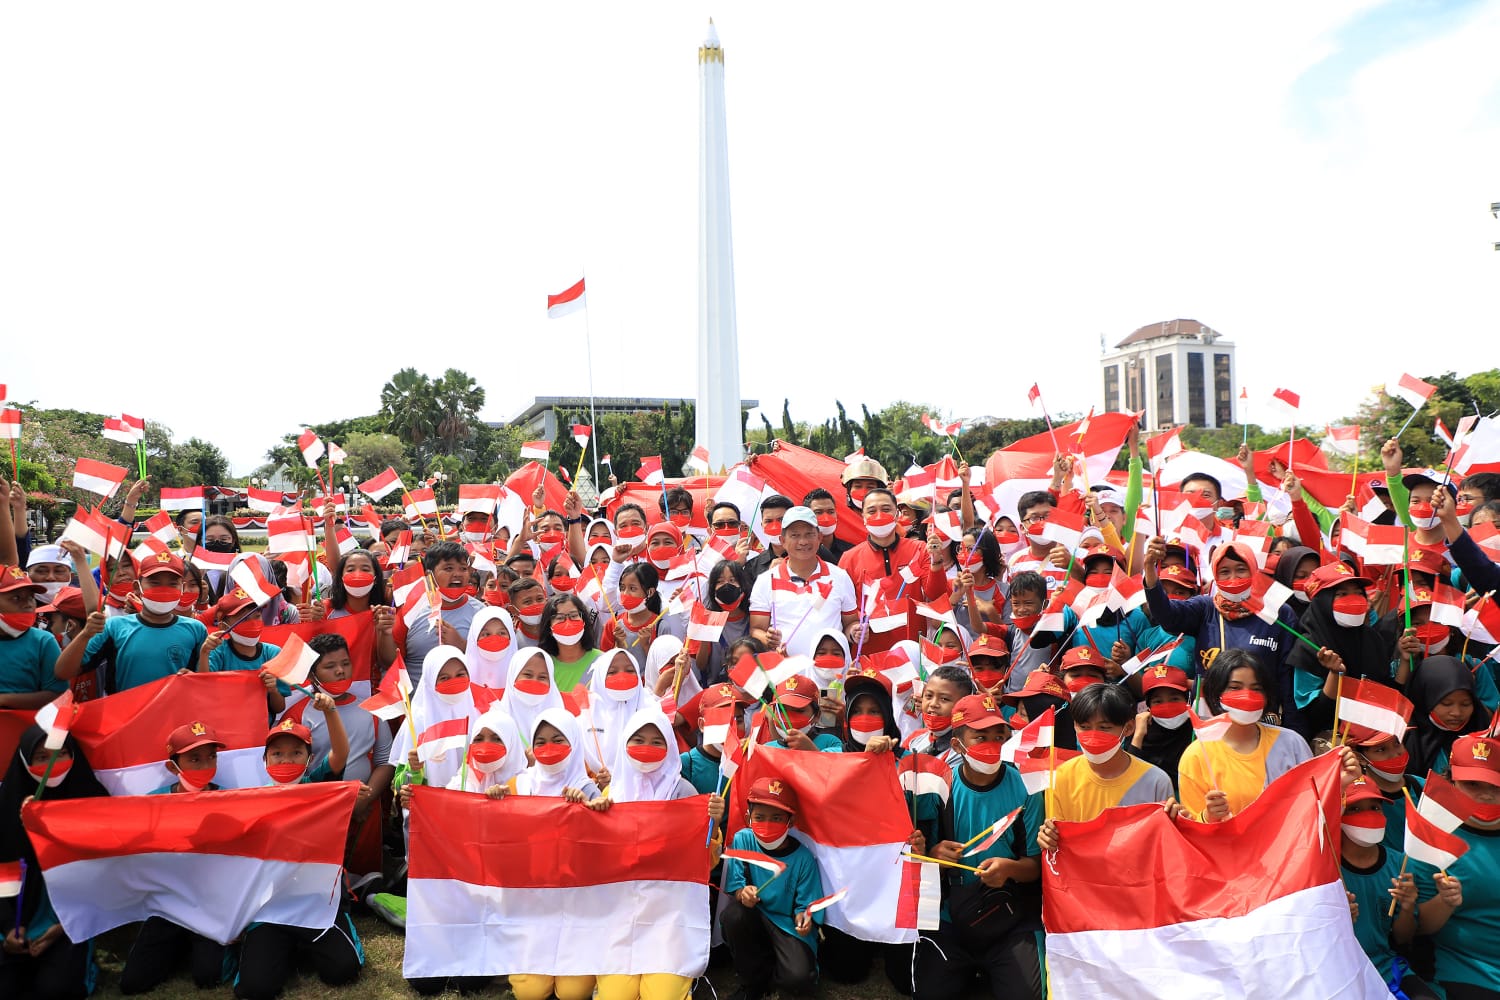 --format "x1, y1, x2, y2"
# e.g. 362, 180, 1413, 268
340, 431, 410, 483
379, 368, 438, 474
432, 369, 486, 458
